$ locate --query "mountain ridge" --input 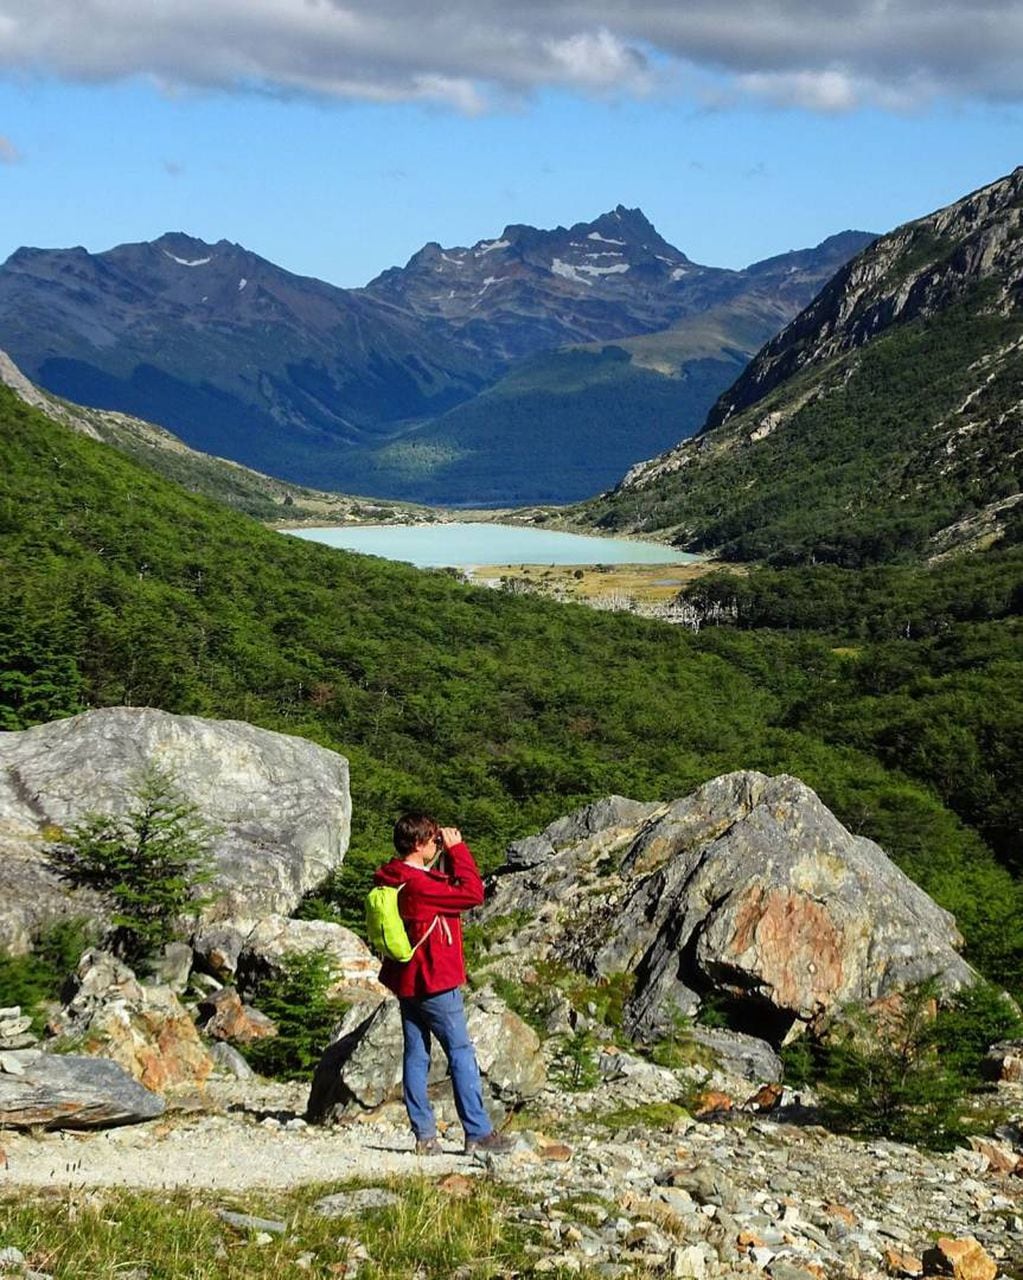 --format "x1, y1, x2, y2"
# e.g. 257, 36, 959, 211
0, 214, 874, 503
